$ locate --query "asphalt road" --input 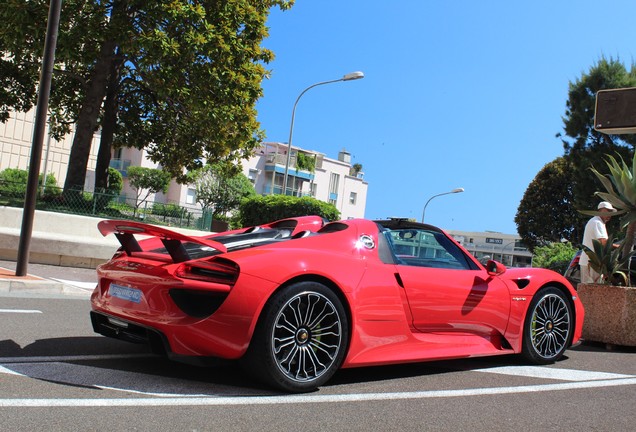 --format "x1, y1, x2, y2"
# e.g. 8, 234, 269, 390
1, 291, 635, 432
